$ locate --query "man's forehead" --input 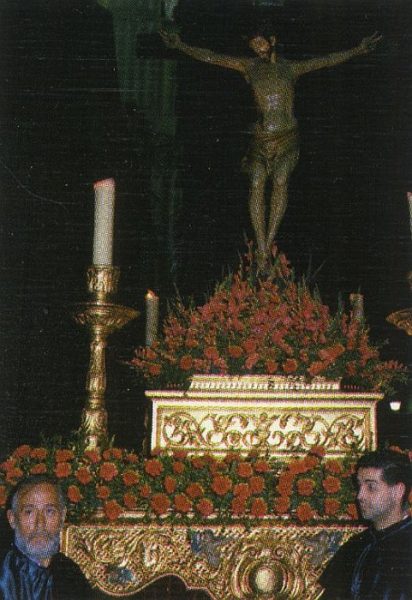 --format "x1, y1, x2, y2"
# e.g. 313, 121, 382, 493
357, 467, 384, 483
18, 483, 60, 505
250, 36, 267, 44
